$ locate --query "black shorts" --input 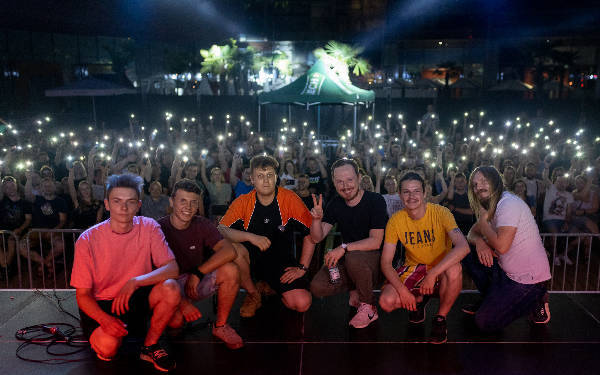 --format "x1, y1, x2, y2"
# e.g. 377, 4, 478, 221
242, 241, 309, 294
79, 285, 153, 339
